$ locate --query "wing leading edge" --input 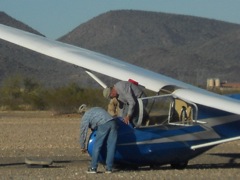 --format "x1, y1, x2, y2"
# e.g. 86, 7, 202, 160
0, 24, 190, 92
0, 24, 240, 115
